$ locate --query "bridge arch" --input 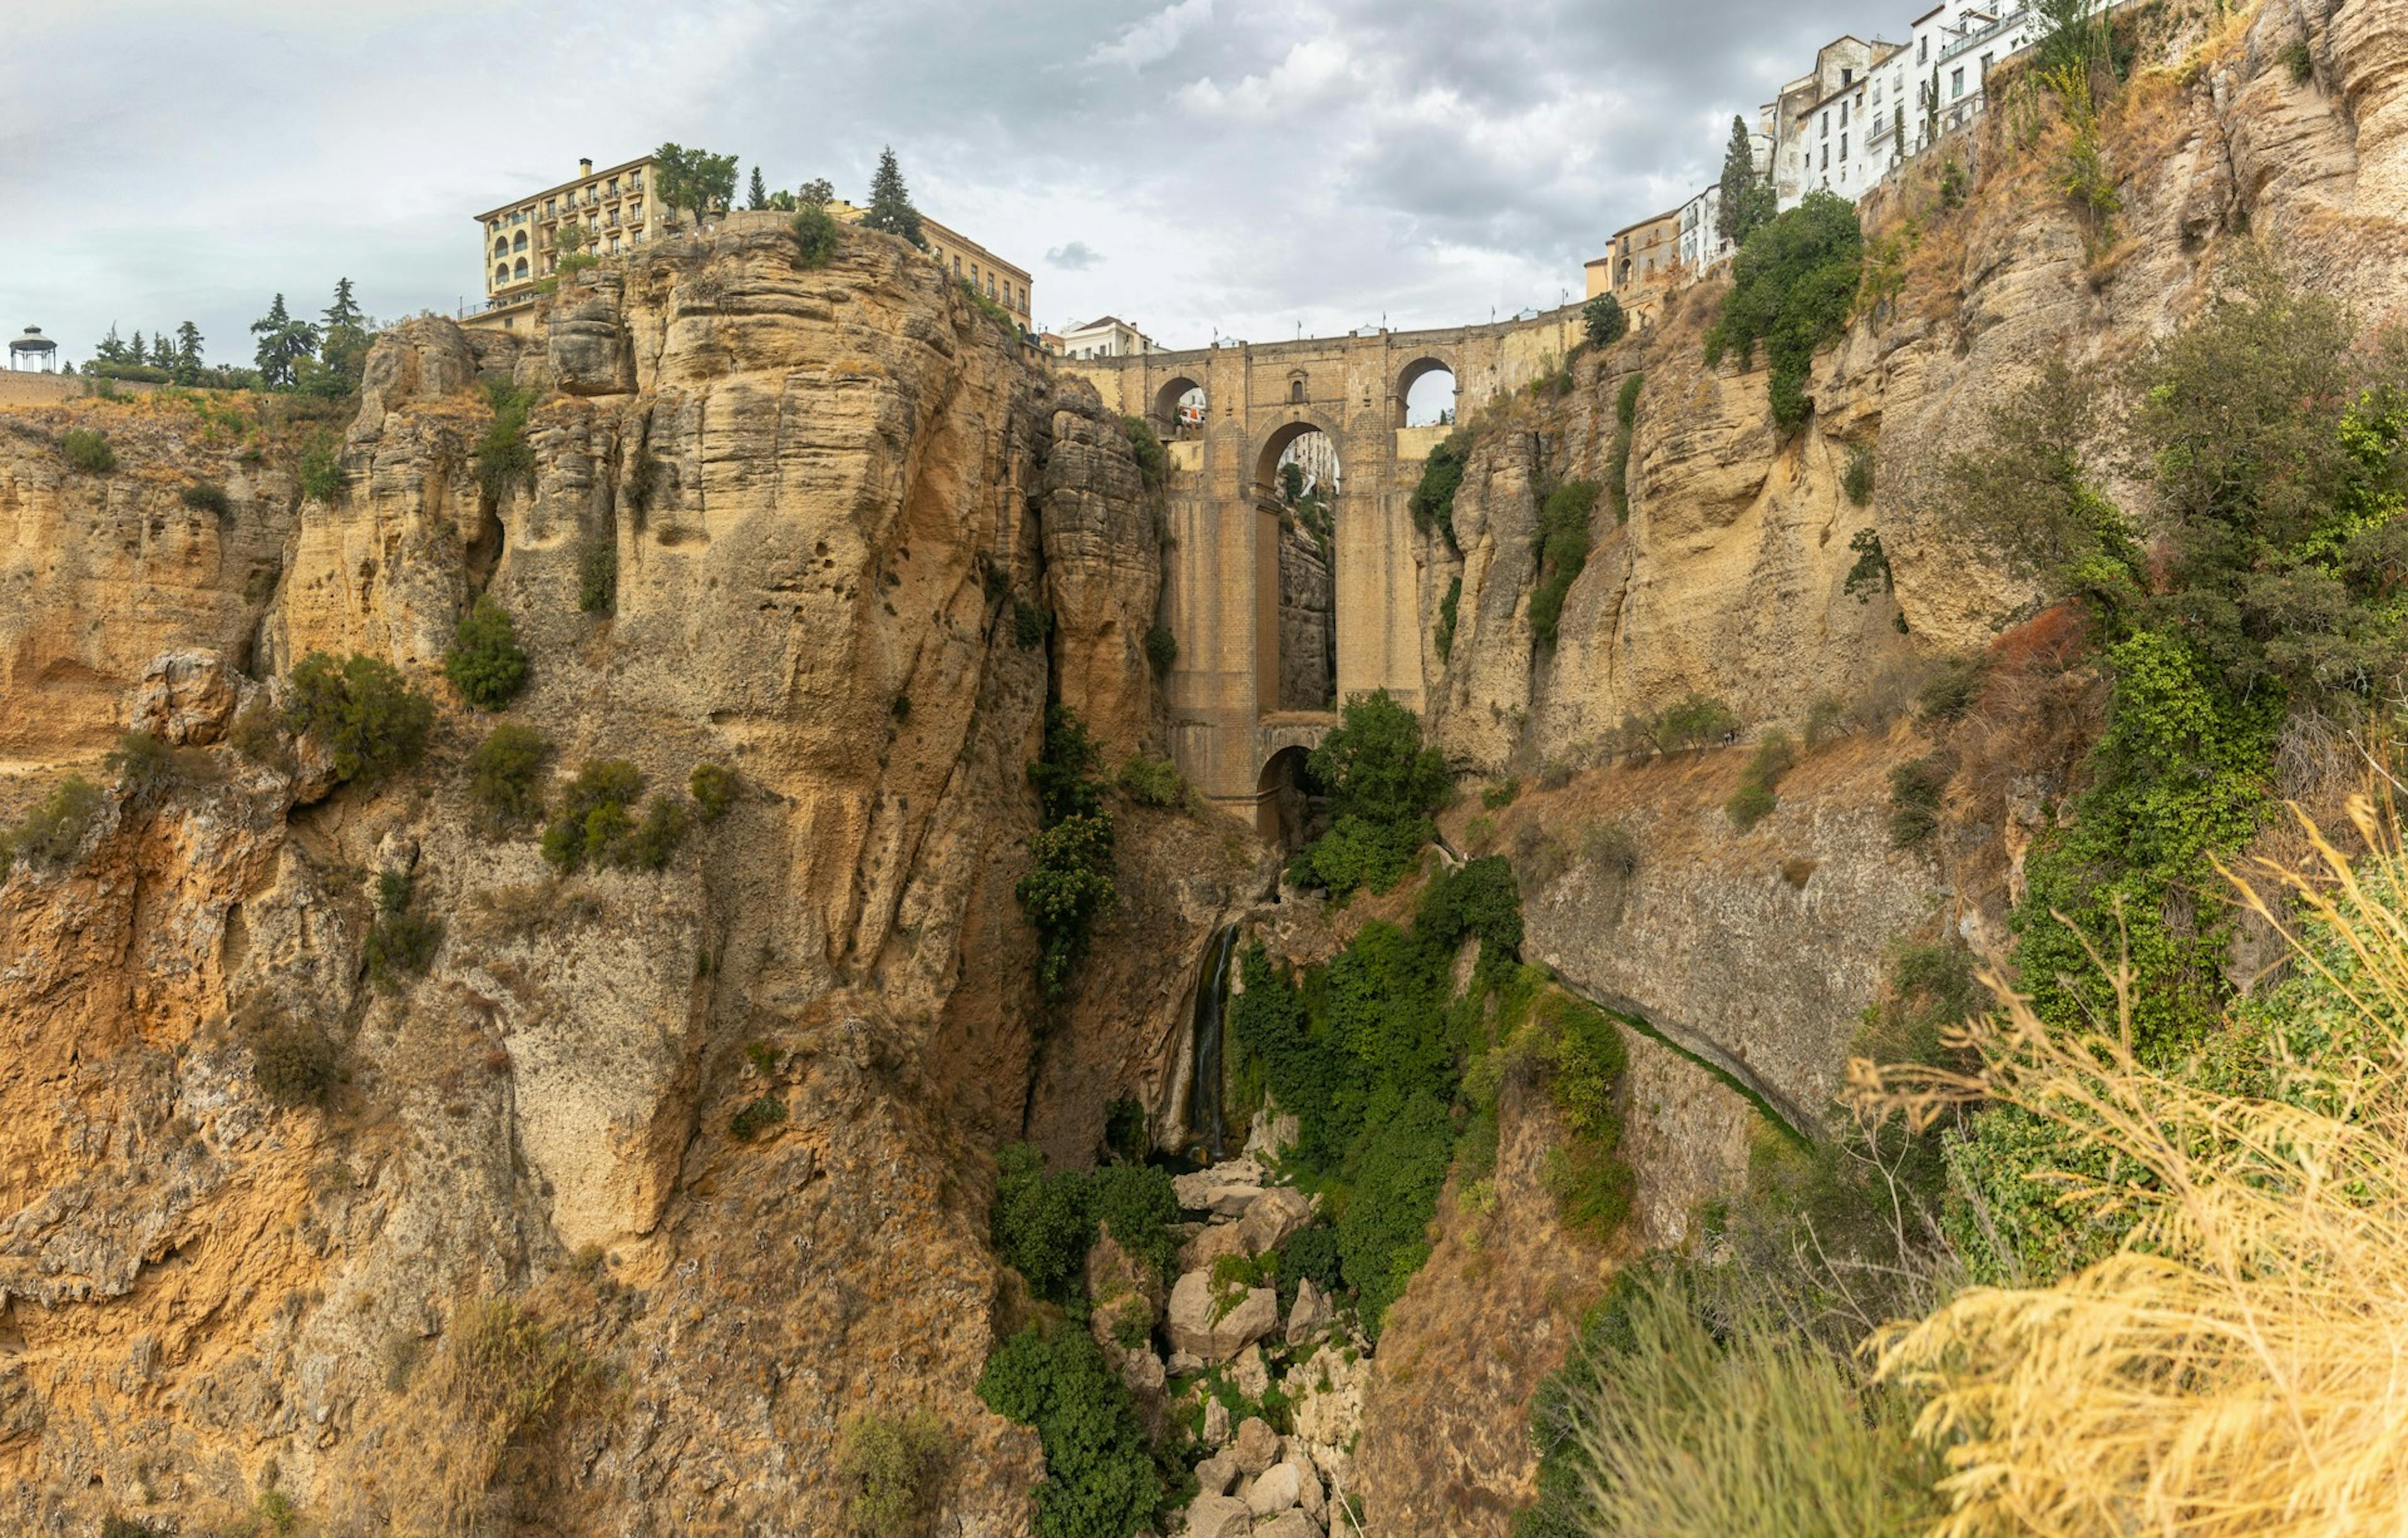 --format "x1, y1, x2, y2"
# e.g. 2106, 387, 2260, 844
1151, 374, 1206, 437
1255, 744, 1316, 846
1395, 354, 1459, 427
1252, 414, 1344, 499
